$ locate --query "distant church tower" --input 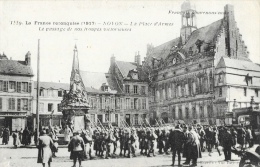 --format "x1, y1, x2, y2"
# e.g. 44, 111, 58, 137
180, 0, 197, 45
